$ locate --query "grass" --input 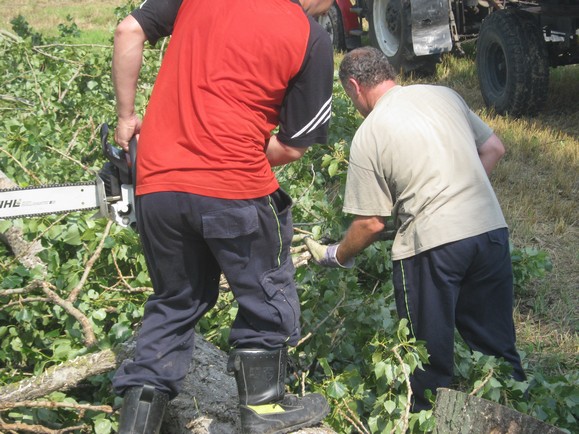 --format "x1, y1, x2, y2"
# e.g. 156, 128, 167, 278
3, 0, 577, 378
0, 0, 125, 44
